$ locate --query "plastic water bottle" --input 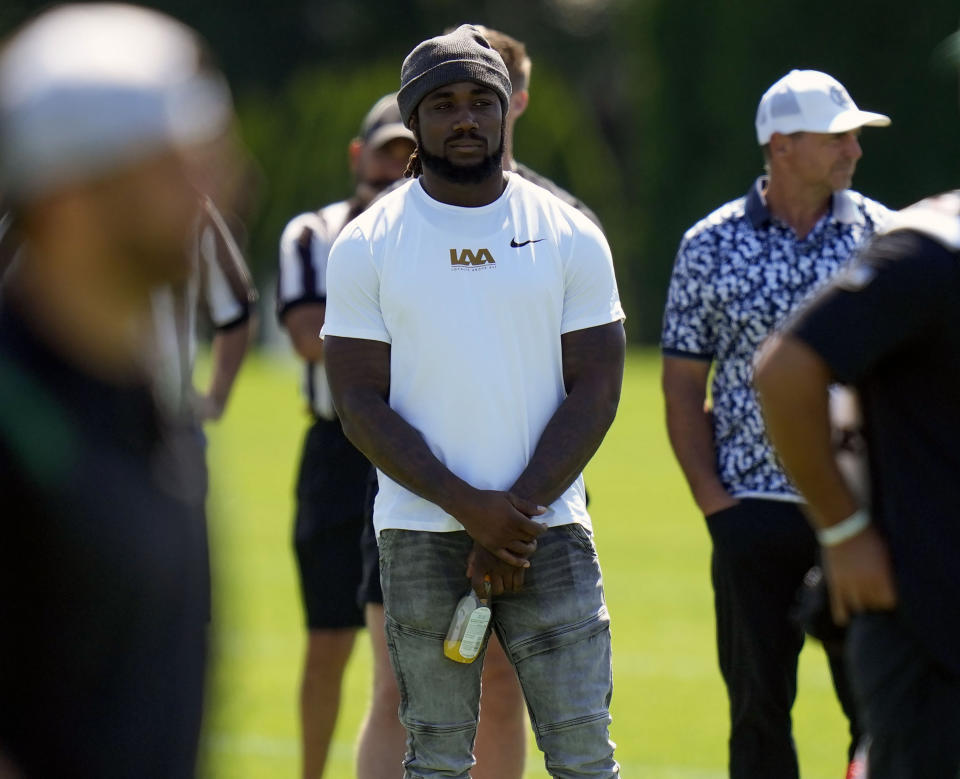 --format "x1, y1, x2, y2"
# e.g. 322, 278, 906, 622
443, 578, 491, 663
